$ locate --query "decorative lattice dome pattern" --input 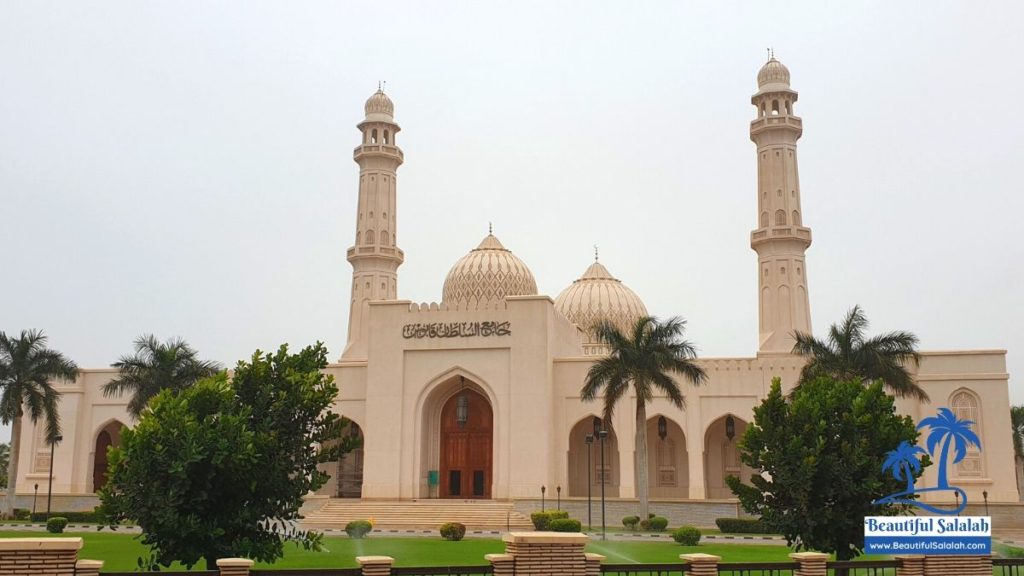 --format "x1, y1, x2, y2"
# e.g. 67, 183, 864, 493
757, 57, 791, 88
364, 89, 394, 120
555, 261, 648, 354
441, 234, 538, 308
